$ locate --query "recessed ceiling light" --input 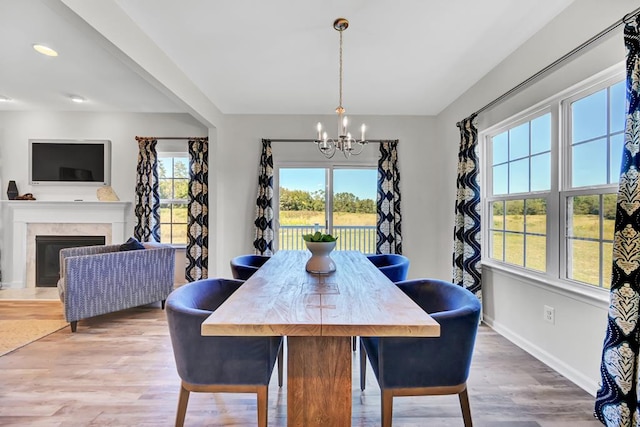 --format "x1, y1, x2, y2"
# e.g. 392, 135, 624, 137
0, 95, 11, 102
70, 95, 85, 103
33, 44, 58, 57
